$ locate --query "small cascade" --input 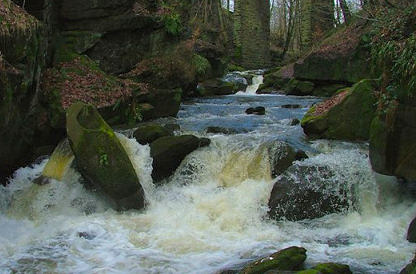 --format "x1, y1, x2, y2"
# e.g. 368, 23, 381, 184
34, 139, 74, 185
244, 75, 264, 95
